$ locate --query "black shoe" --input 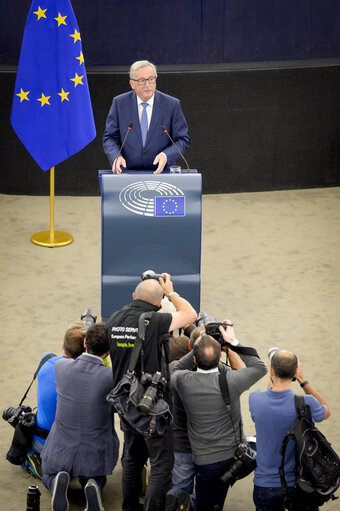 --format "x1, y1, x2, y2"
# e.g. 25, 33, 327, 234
84, 479, 104, 511
51, 471, 70, 511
